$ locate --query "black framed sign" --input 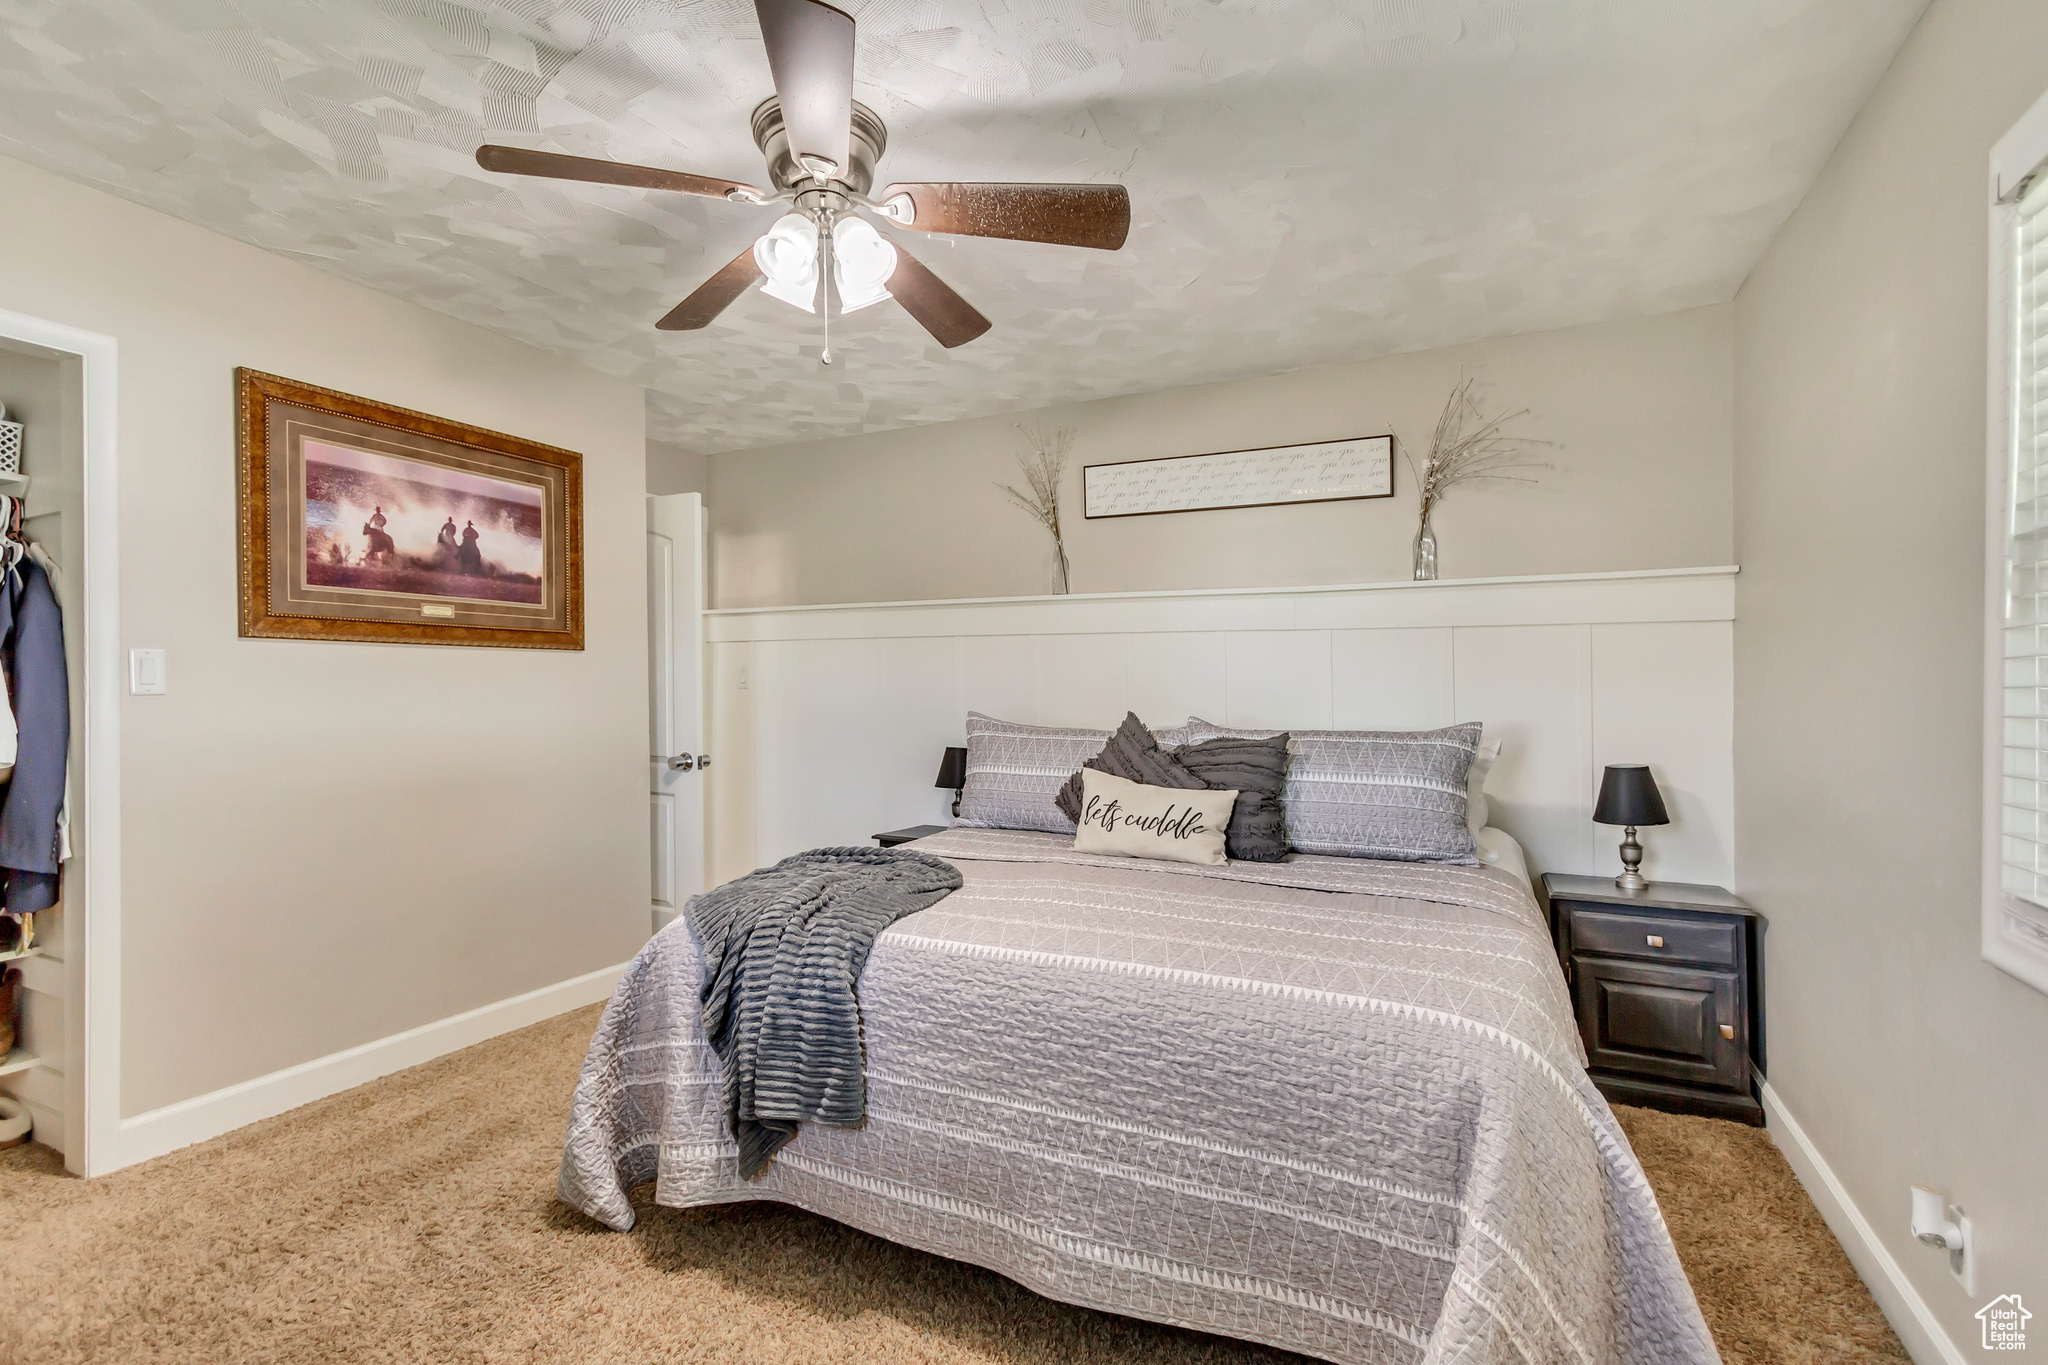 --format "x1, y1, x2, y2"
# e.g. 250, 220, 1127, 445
1082, 435, 1394, 519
